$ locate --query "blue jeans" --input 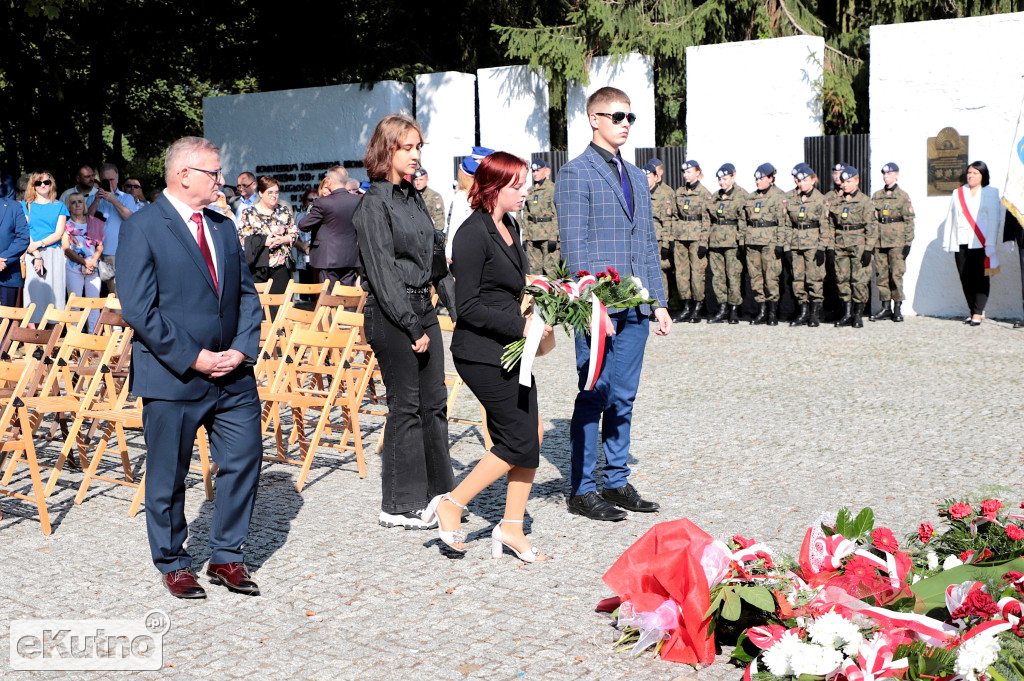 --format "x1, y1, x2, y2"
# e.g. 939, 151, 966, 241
569, 307, 650, 495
